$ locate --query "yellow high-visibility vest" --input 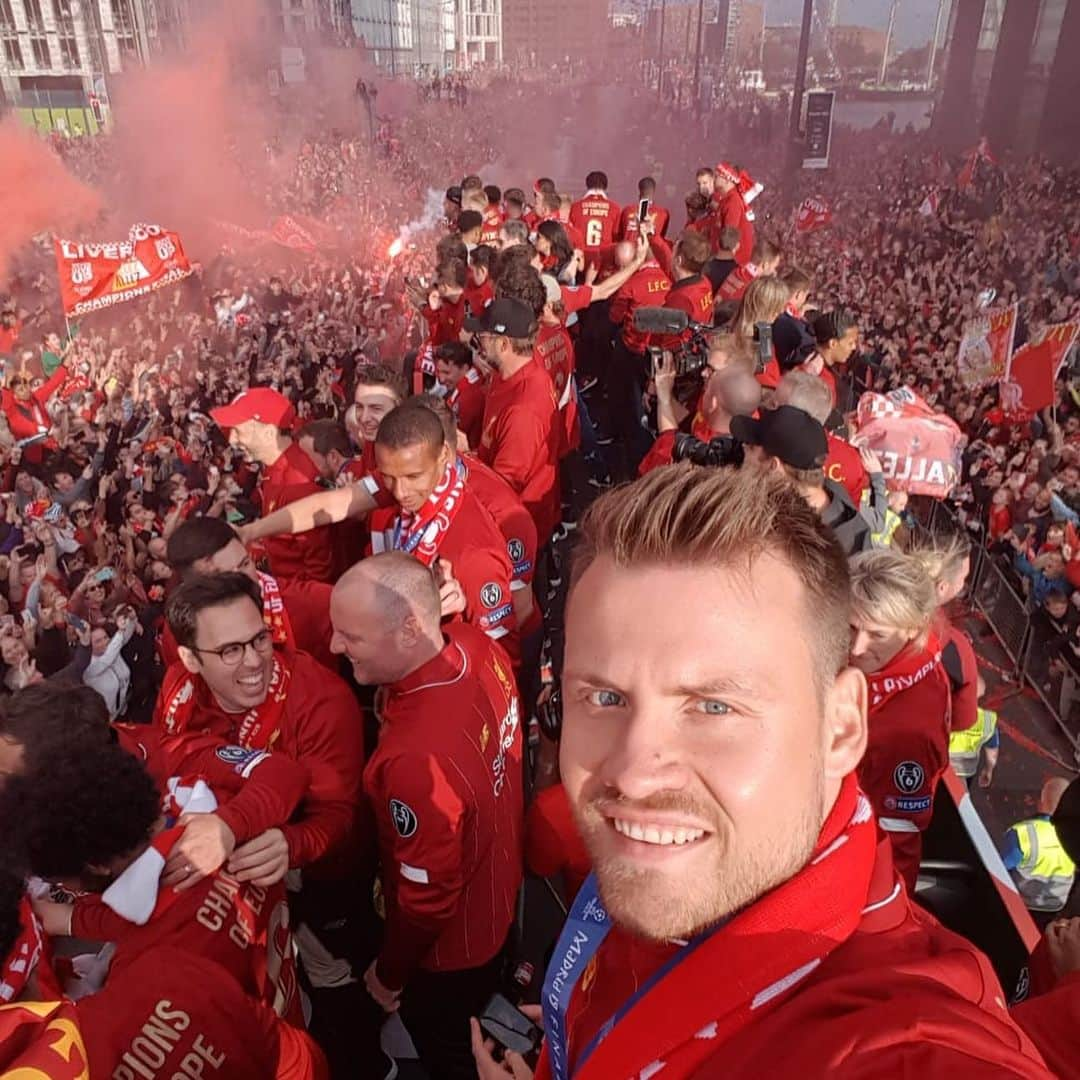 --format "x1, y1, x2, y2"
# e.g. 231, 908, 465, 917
1007, 817, 1076, 912
948, 707, 997, 778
